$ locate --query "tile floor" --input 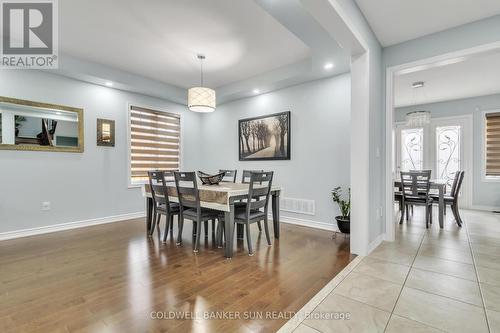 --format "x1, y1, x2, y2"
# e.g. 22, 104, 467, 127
288, 208, 500, 333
